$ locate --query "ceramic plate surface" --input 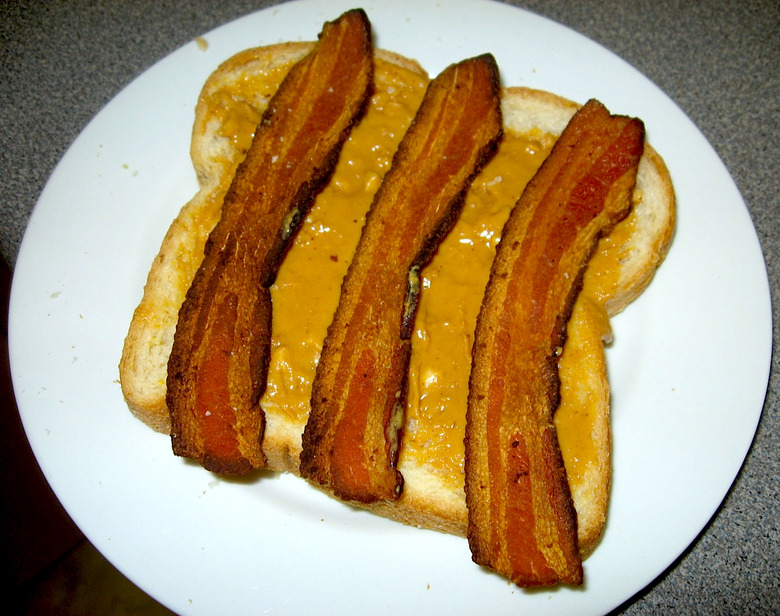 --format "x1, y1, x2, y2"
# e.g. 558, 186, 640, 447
10, 1, 771, 614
